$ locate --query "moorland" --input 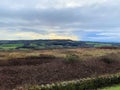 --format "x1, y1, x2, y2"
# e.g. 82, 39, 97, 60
0, 40, 120, 90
